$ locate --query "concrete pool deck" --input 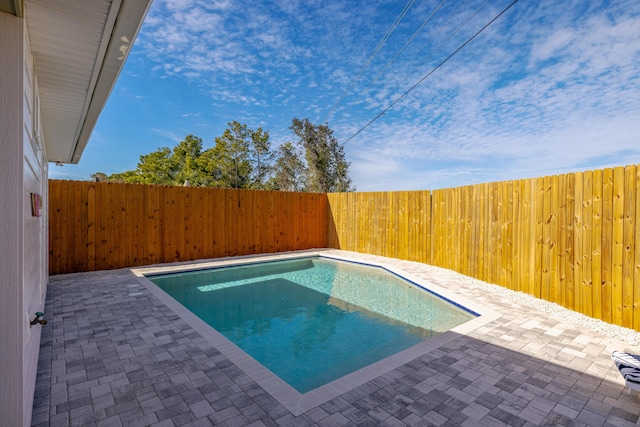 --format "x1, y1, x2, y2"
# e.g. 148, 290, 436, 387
32, 250, 640, 426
